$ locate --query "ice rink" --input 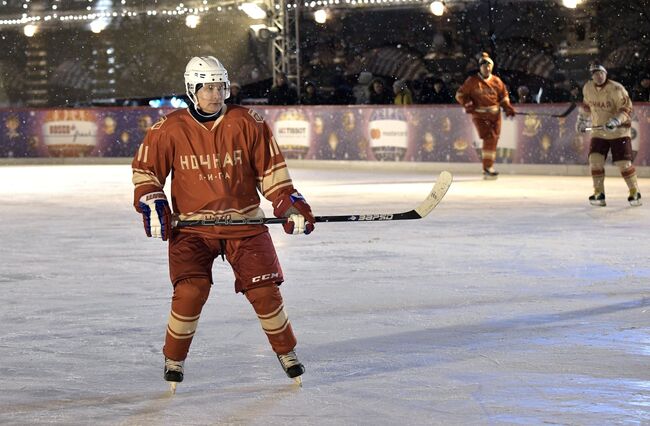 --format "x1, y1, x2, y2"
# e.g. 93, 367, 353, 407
1, 163, 649, 425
